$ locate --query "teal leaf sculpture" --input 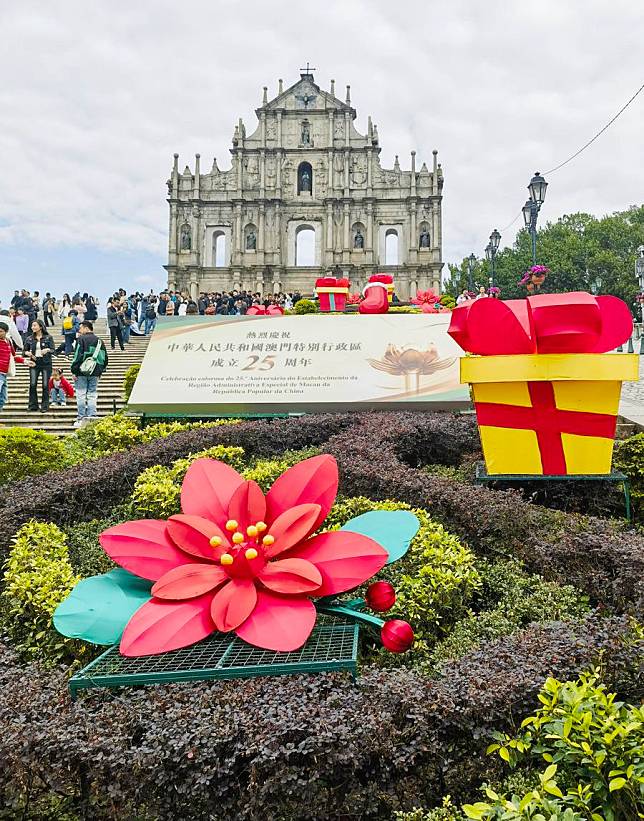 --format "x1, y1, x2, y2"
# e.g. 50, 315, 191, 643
340, 510, 419, 564
53, 568, 152, 645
